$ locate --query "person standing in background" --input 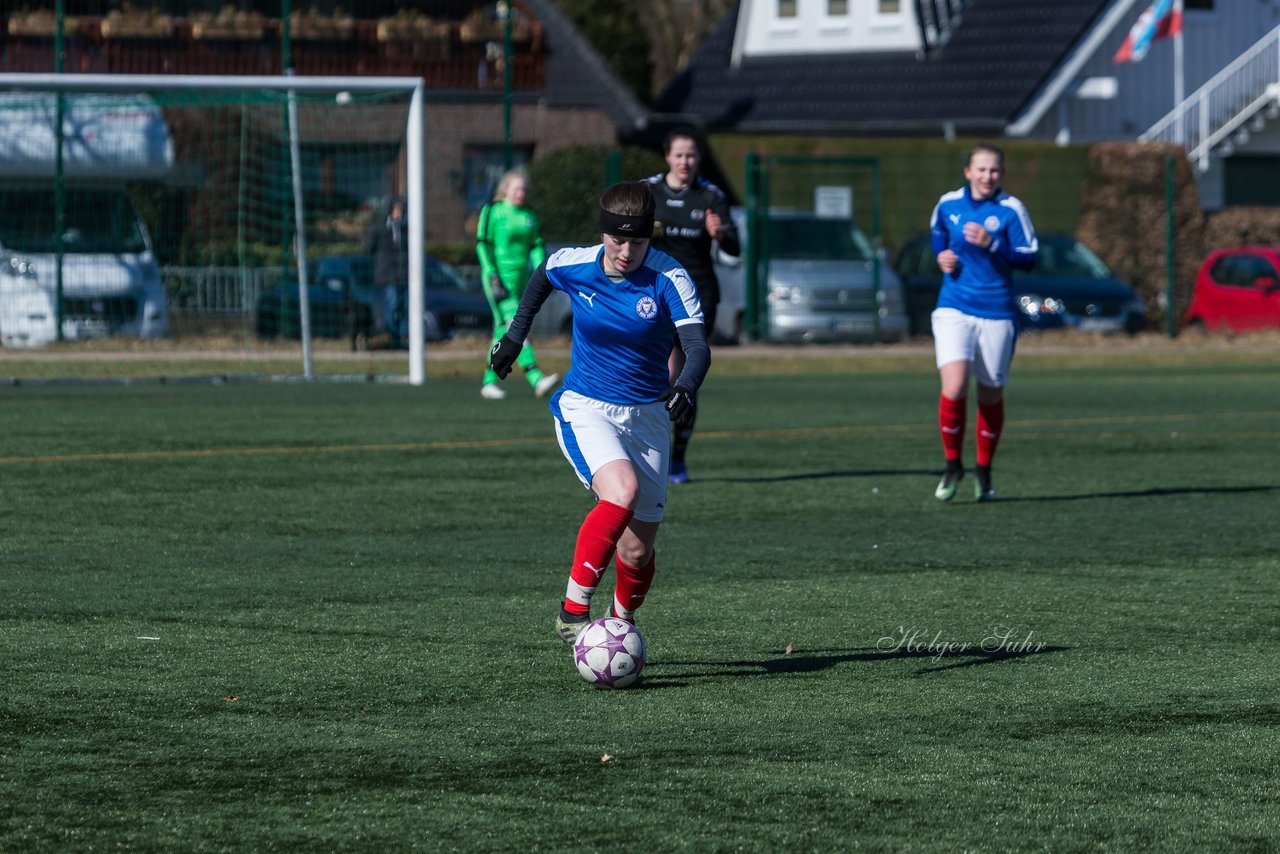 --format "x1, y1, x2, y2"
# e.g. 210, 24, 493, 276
476, 169, 559, 400
644, 127, 740, 483
364, 196, 409, 347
